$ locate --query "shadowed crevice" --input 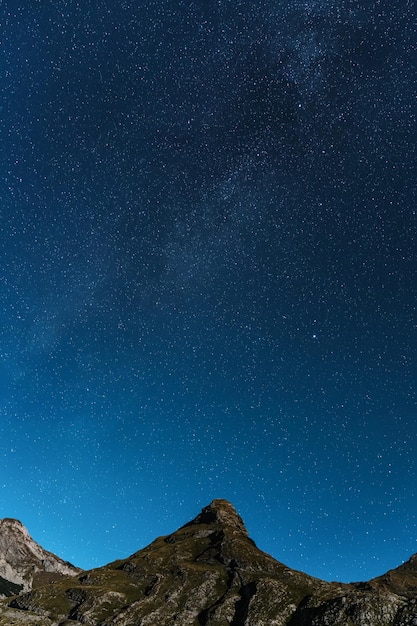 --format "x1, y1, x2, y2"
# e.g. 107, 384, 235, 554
231, 581, 257, 626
